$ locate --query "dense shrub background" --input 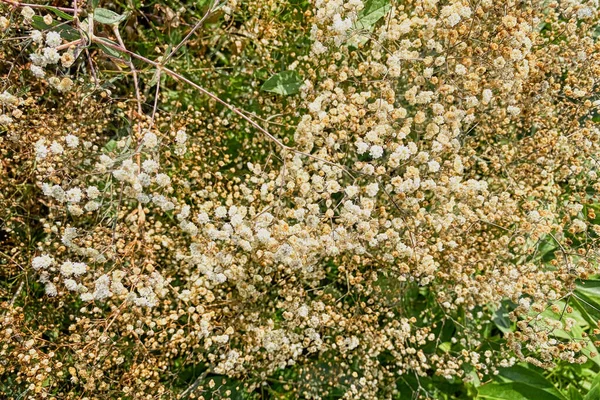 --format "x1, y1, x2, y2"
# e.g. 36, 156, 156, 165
1, 0, 600, 399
